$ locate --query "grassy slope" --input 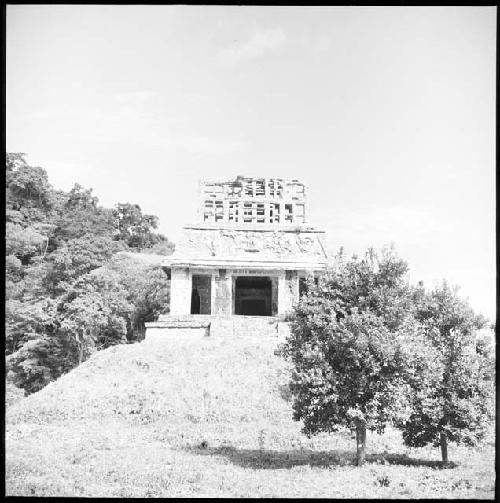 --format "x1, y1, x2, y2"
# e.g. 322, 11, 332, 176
6, 334, 495, 498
